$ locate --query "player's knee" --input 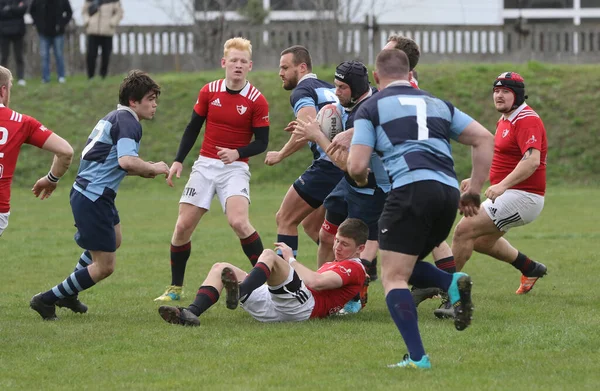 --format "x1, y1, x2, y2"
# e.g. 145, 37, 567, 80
228, 217, 249, 236
453, 218, 474, 241
319, 228, 334, 245
275, 209, 286, 228
210, 262, 230, 274
97, 262, 115, 279
174, 219, 194, 239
